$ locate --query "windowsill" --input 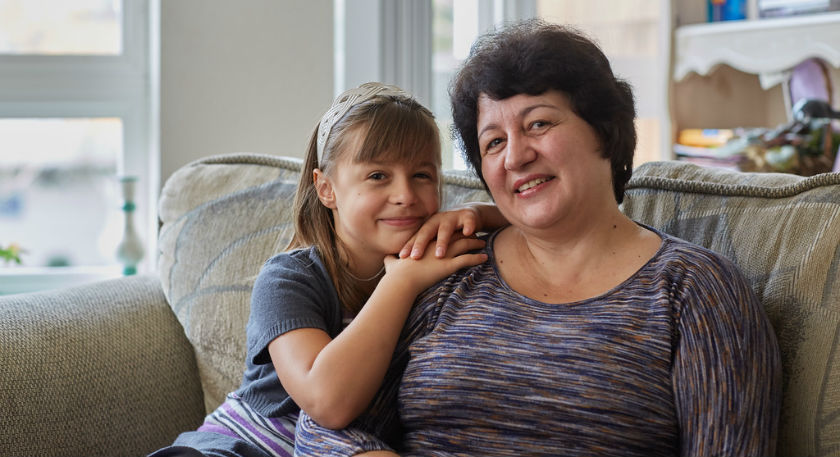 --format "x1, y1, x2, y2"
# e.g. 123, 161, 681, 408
0, 265, 124, 296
